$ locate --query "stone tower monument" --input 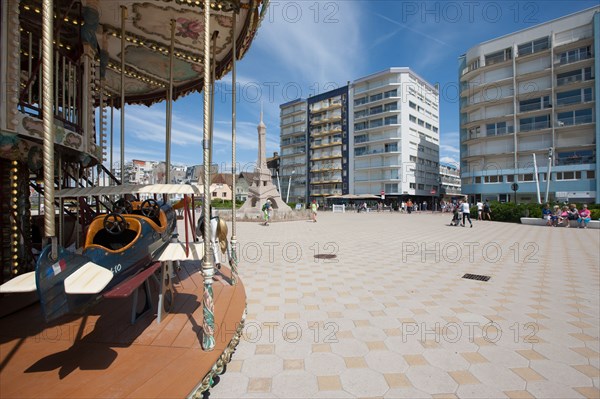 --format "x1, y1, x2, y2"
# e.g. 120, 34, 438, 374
239, 109, 292, 216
